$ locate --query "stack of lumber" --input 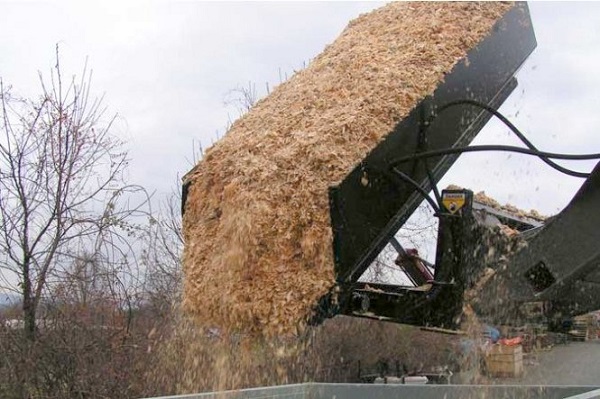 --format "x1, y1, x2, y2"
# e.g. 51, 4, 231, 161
182, 2, 514, 336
